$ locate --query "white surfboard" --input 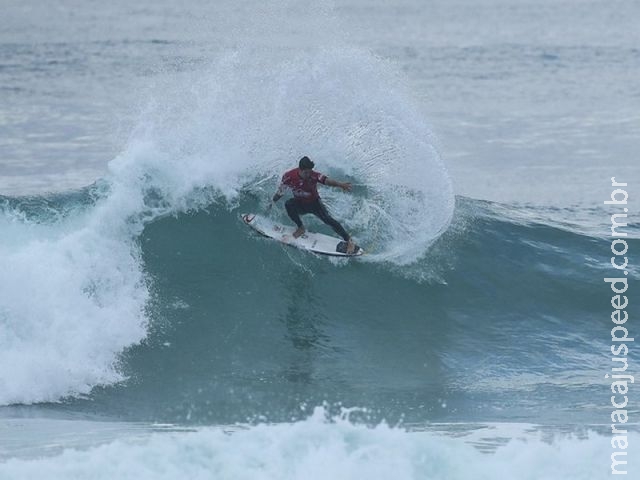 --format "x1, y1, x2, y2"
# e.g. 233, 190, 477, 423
241, 213, 364, 257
